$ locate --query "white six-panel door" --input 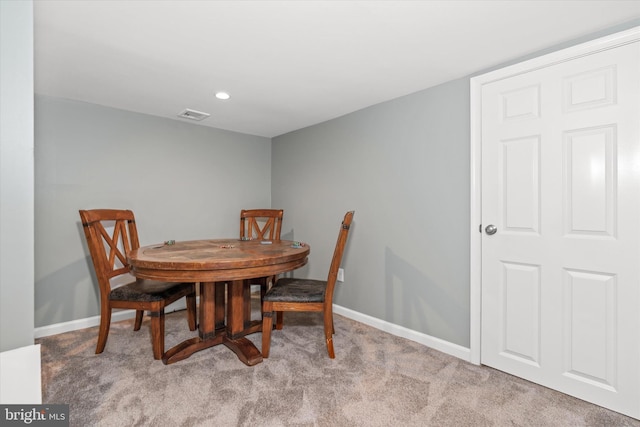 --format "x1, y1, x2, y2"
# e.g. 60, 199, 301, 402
477, 36, 640, 418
